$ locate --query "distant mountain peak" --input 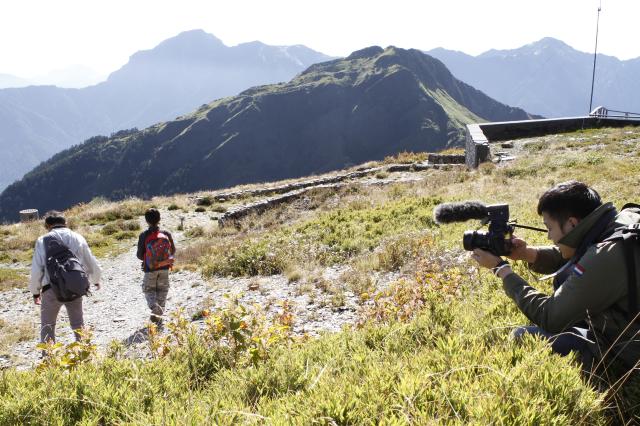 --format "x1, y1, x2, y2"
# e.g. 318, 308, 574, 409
237, 40, 269, 49
0, 30, 333, 193
480, 37, 575, 58
152, 29, 226, 54
118, 29, 227, 69
531, 37, 570, 48
427, 37, 640, 118
162, 29, 225, 47
346, 46, 384, 60
522, 37, 574, 54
